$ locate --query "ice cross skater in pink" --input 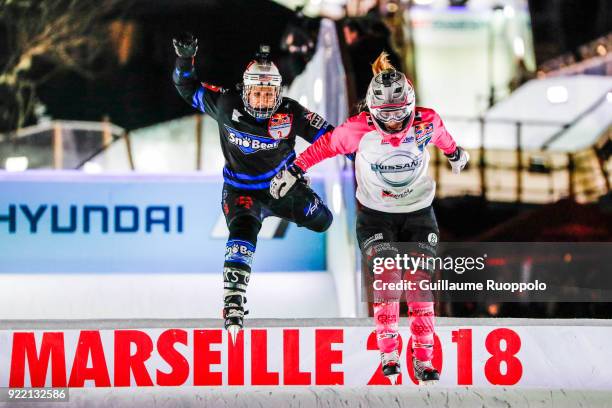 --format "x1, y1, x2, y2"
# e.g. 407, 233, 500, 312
270, 52, 469, 384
